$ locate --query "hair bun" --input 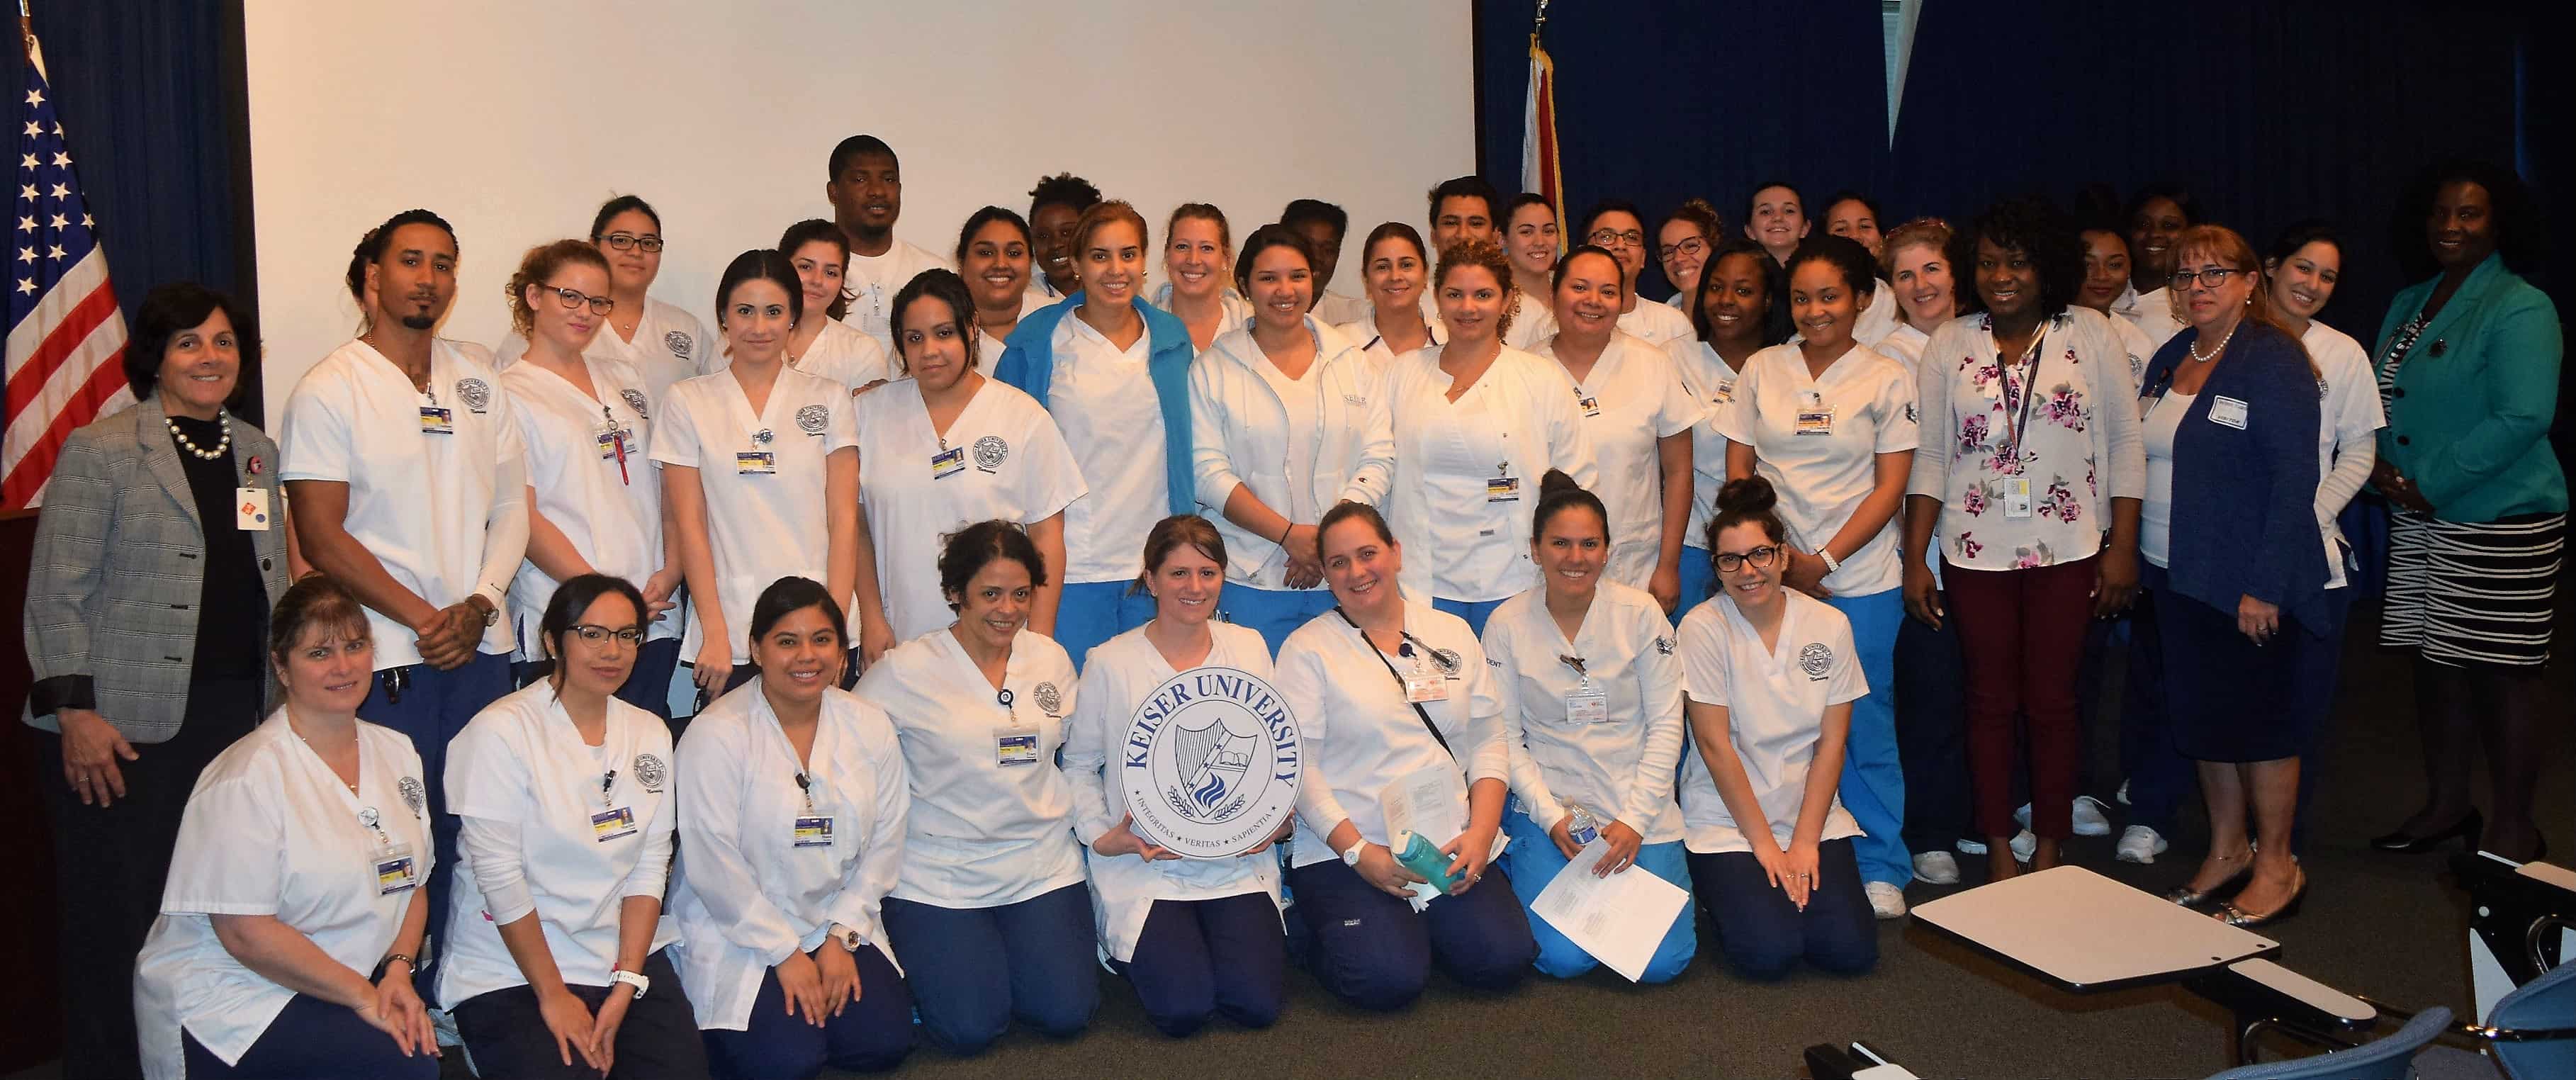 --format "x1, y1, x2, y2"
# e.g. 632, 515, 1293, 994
1537, 468, 1581, 500
1715, 476, 1777, 516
